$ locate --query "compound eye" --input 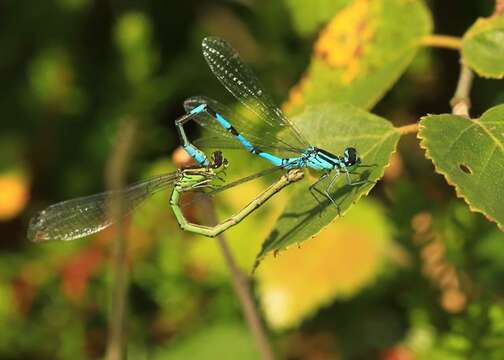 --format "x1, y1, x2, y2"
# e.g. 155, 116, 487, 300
345, 148, 357, 161
212, 151, 223, 167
